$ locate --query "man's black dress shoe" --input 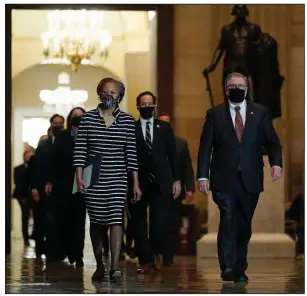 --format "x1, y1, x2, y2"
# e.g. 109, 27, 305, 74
234, 274, 249, 283
222, 268, 236, 282
76, 258, 84, 268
